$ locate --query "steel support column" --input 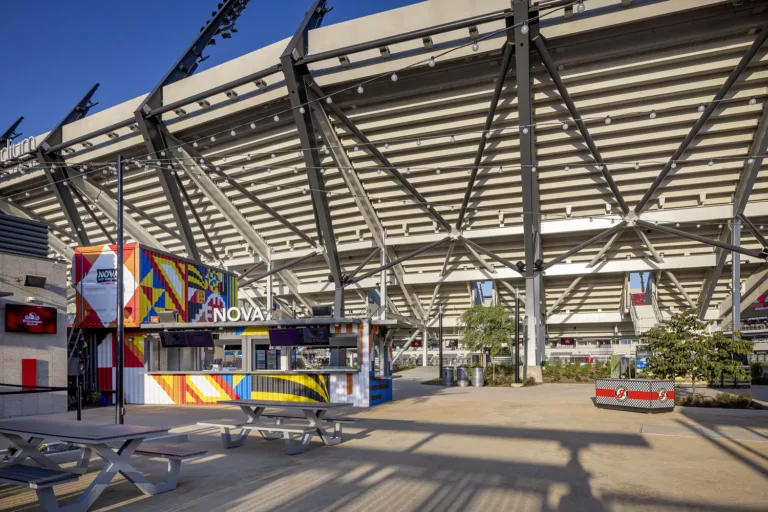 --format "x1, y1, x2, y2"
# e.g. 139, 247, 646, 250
514, 0, 543, 368
281, 0, 343, 316
379, 250, 387, 320
732, 216, 741, 331
310, 91, 426, 319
